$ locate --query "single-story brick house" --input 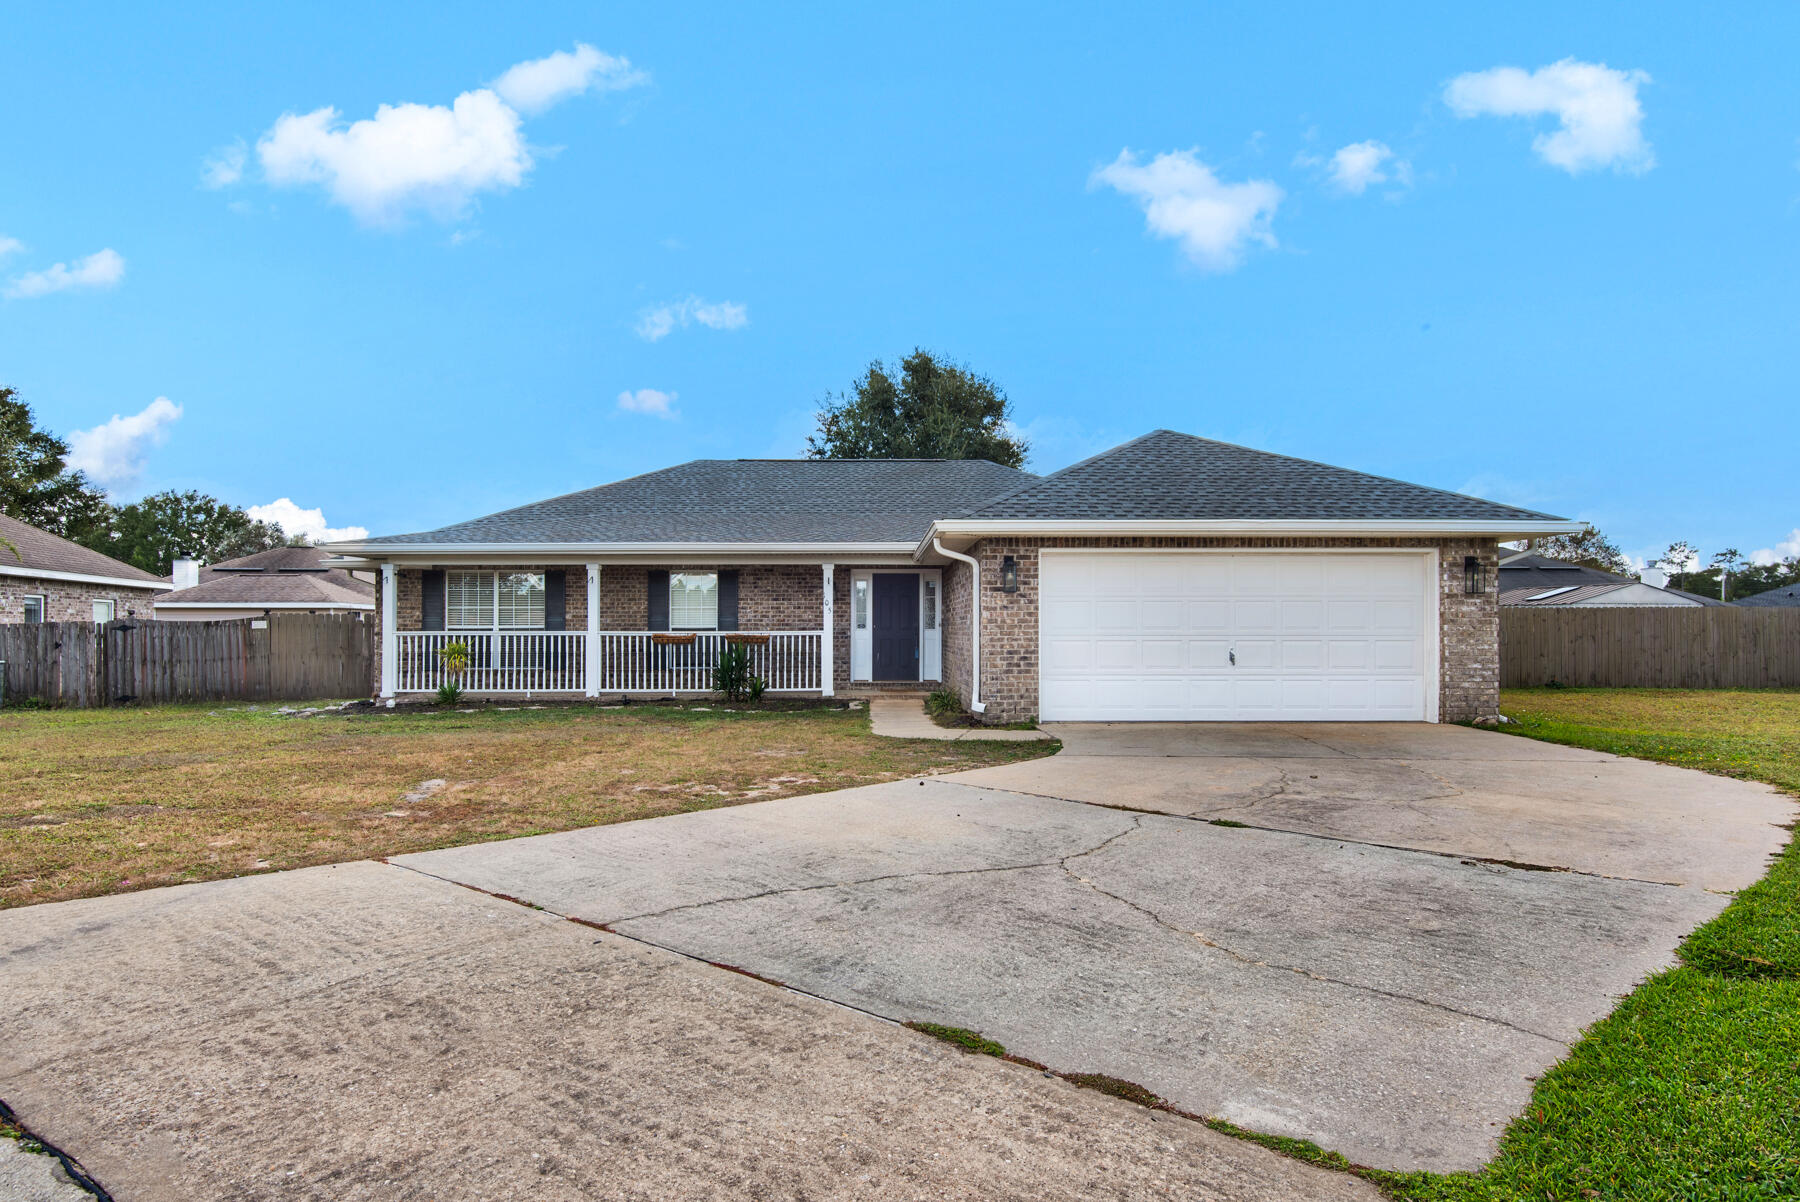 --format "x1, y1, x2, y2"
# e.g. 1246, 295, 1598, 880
323, 430, 1579, 723
0, 512, 169, 623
